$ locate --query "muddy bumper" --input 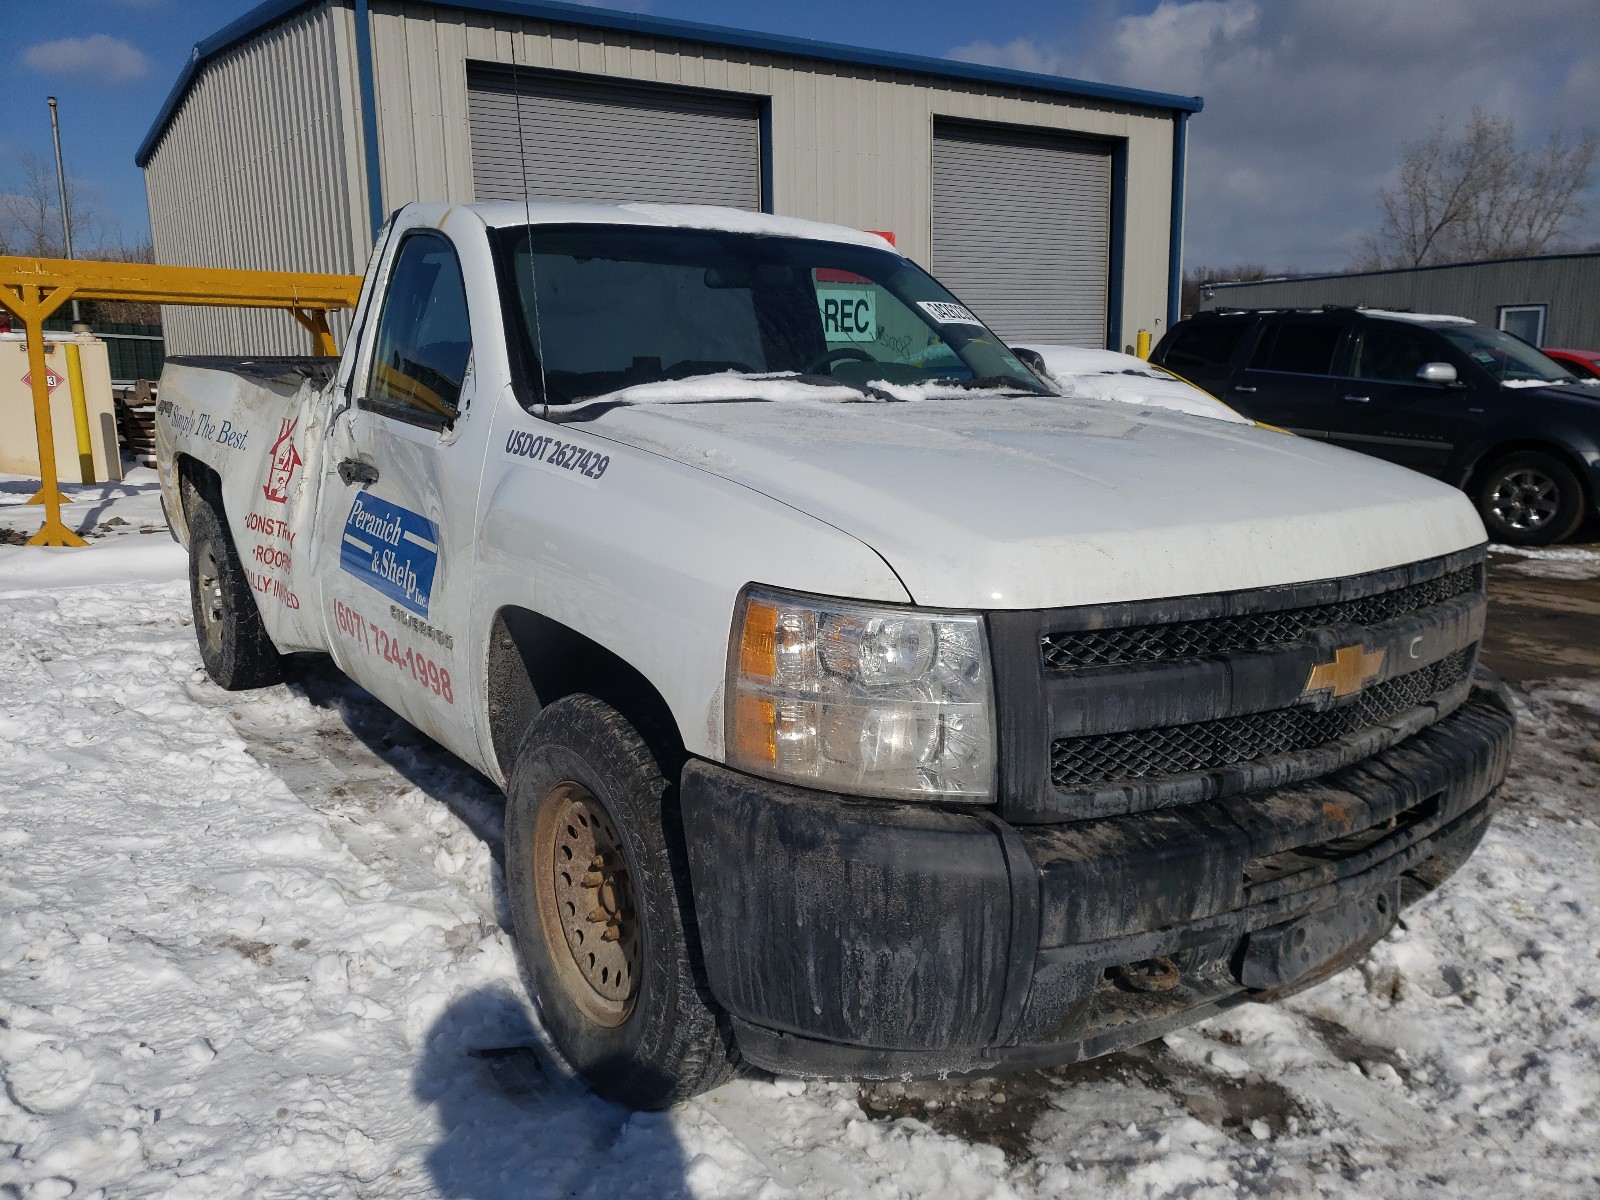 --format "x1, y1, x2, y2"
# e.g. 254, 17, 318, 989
680, 675, 1515, 1079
